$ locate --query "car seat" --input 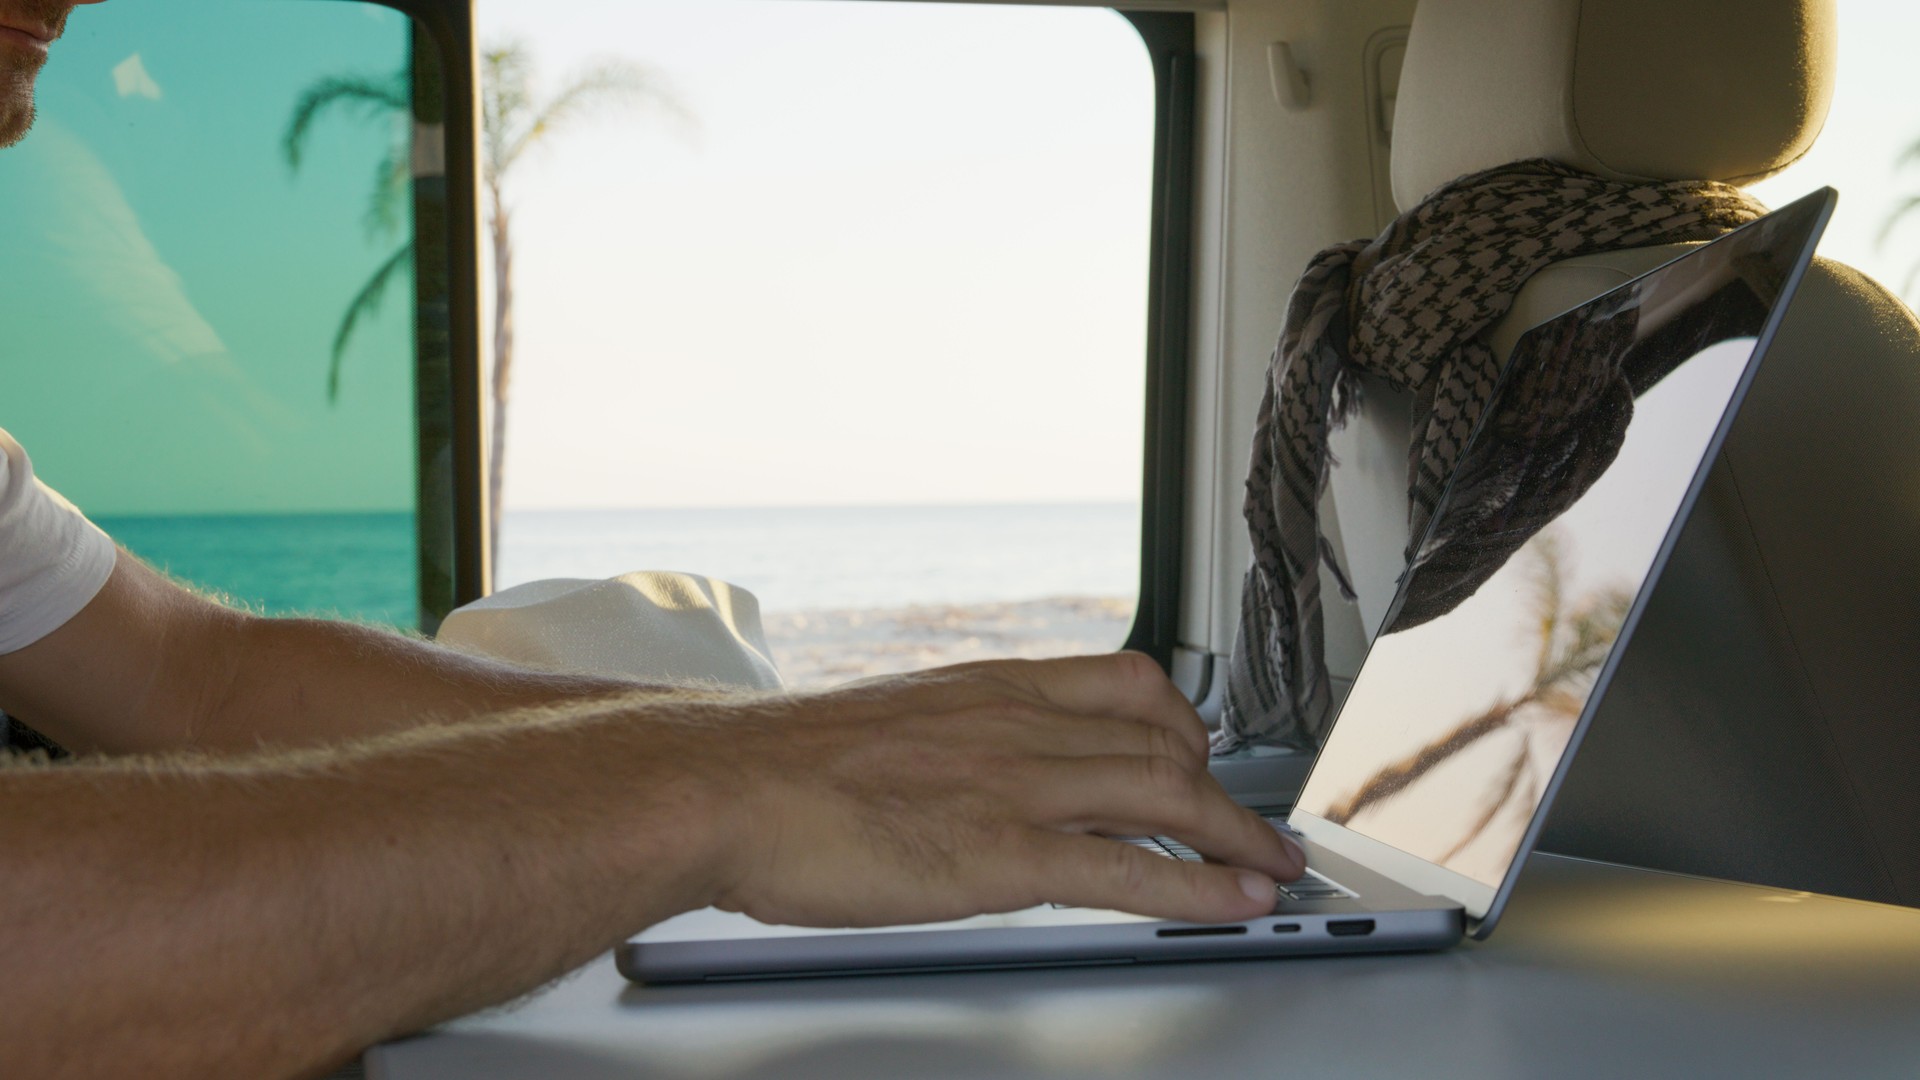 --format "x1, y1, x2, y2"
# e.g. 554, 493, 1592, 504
1321, 0, 1920, 905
